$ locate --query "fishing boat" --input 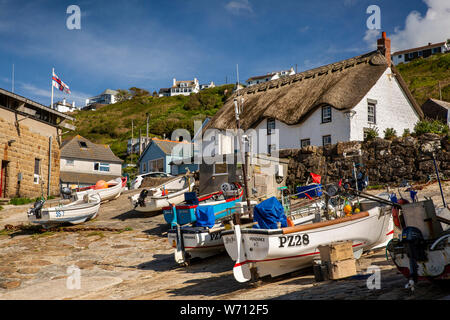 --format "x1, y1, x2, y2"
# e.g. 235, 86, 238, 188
129, 175, 195, 213
163, 182, 244, 226
27, 191, 101, 226
75, 177, 126, 203
387, 199, 450, 289
223, 196, 393, 282
167, 200, 255, 264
